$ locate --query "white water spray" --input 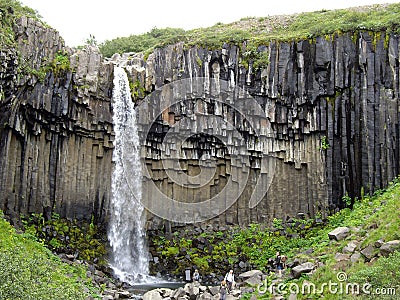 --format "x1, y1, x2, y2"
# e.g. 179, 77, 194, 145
108, 66, 149, 284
